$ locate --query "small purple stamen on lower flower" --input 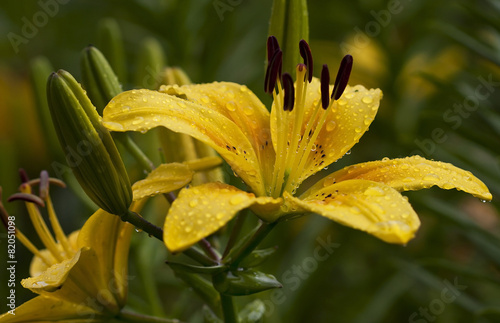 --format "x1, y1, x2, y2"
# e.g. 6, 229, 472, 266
331, 55, 353, 101
282, 73, 295, 111
8, 192, 46, 207
299, 40, 313, 83
321, 64, 330, 109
